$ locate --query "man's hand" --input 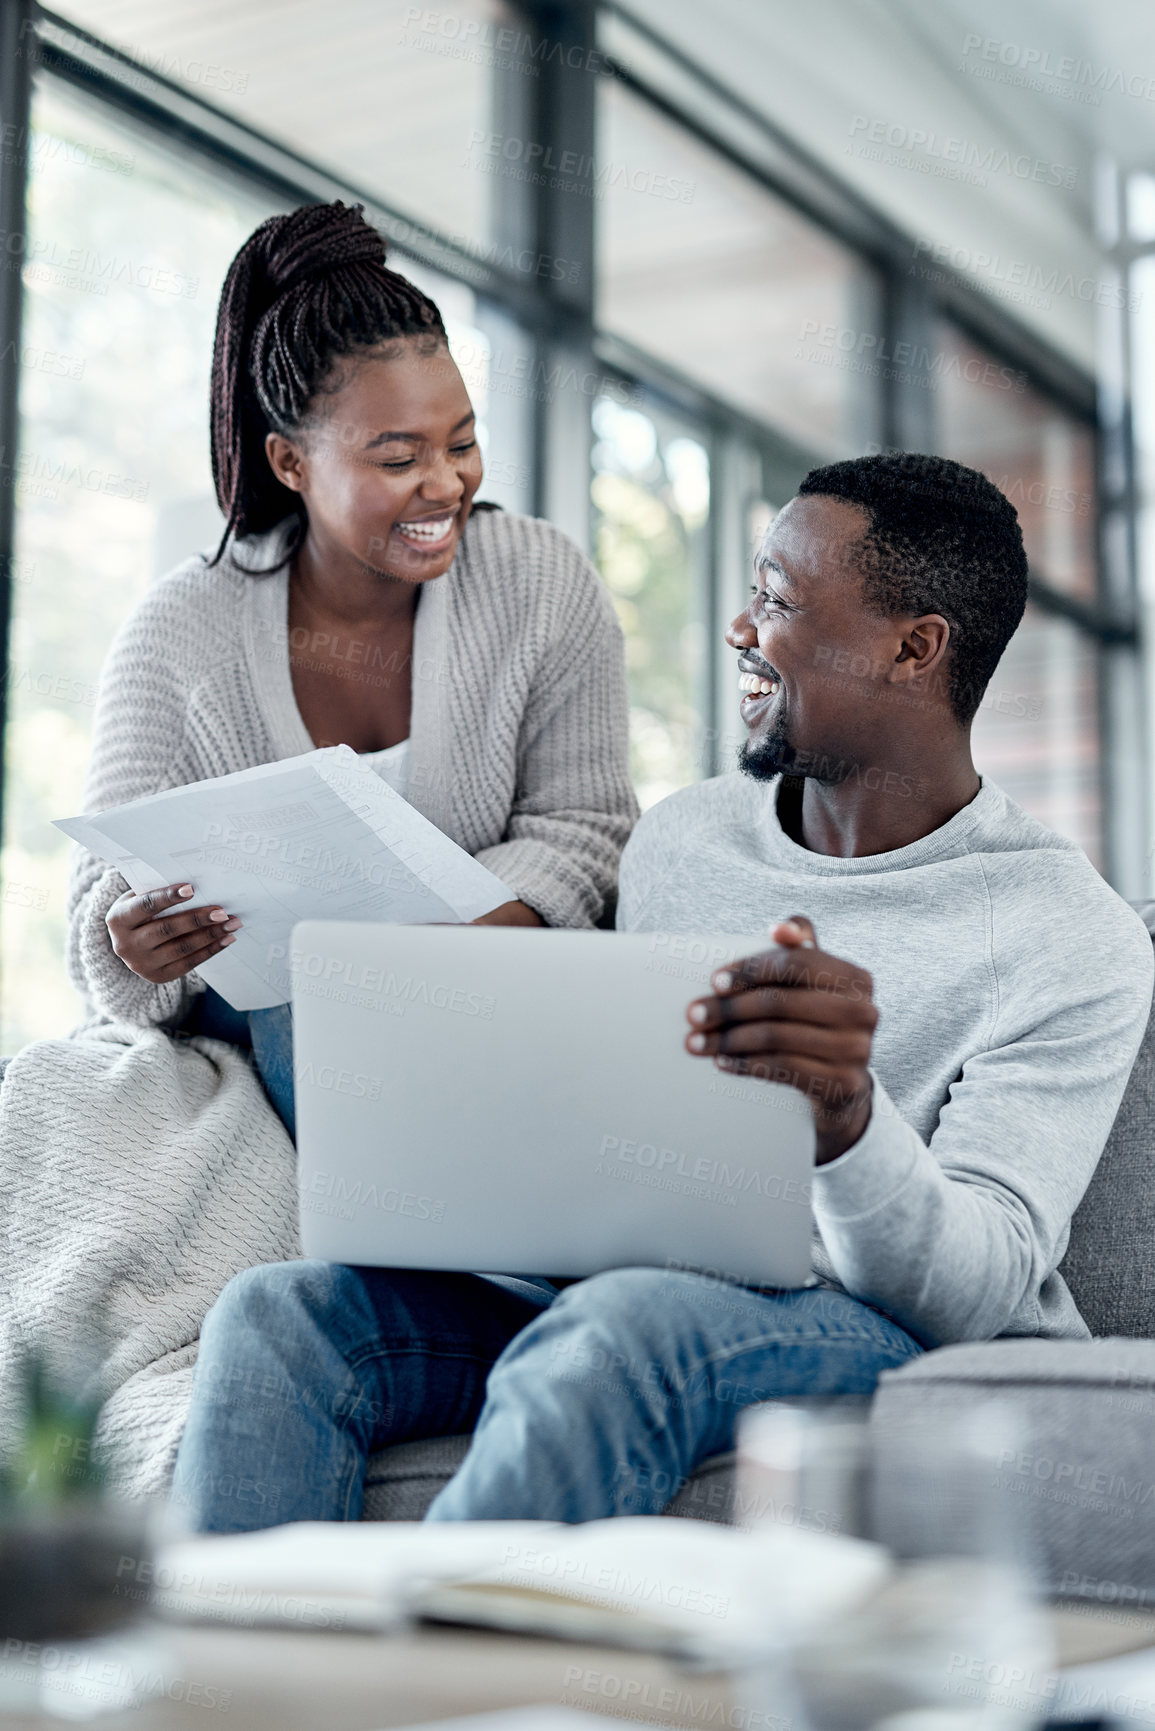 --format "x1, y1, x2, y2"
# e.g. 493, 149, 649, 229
107, 883, 242, 984
685, 915, 877, 1164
